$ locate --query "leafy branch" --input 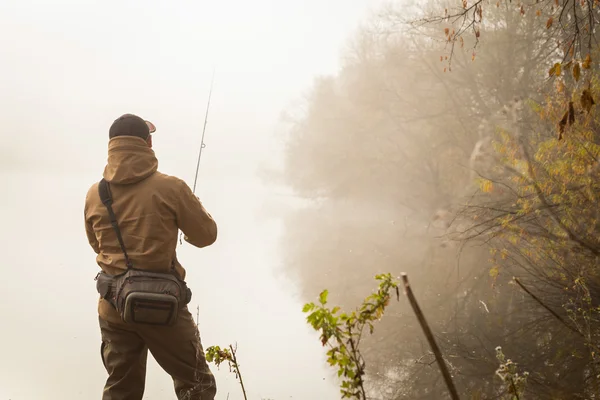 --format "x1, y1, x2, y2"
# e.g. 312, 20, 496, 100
205, 343, 248, 400
303, 273, 400, 399
414, 0, 597, 81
